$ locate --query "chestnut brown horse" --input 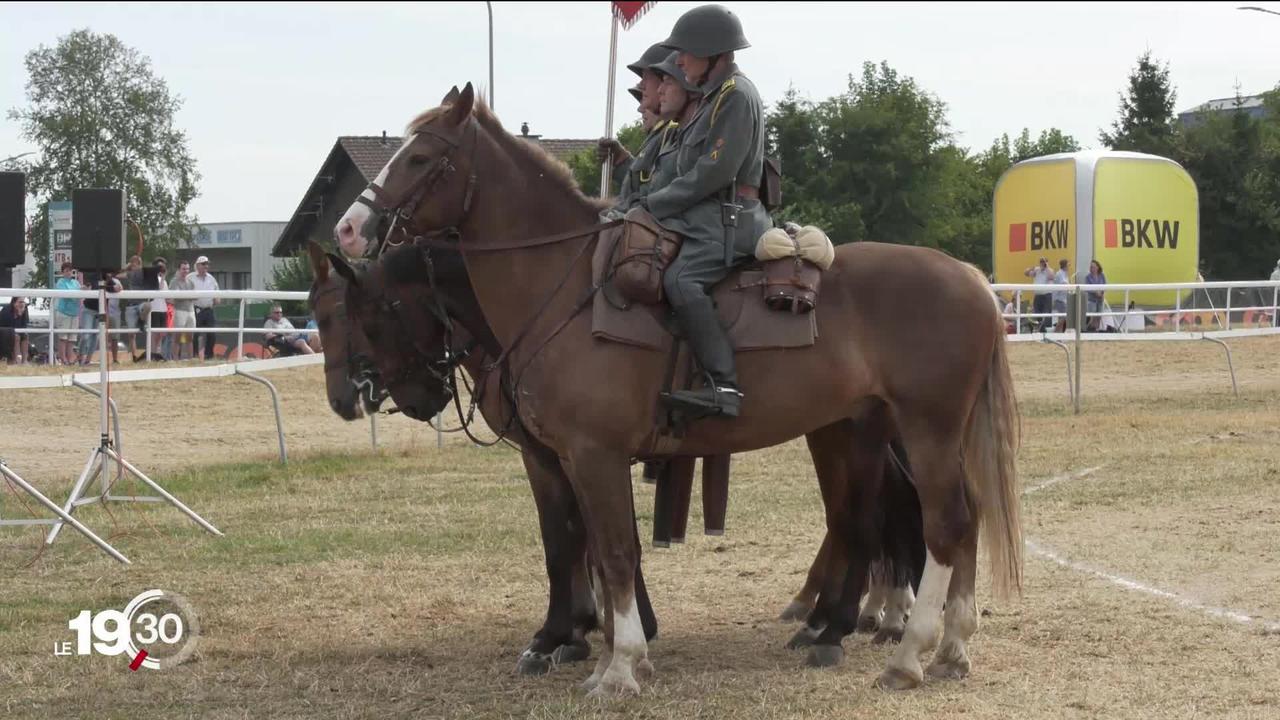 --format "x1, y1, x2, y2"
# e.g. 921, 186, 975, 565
332, 236, 940, 674
333, 84, 1020, 694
